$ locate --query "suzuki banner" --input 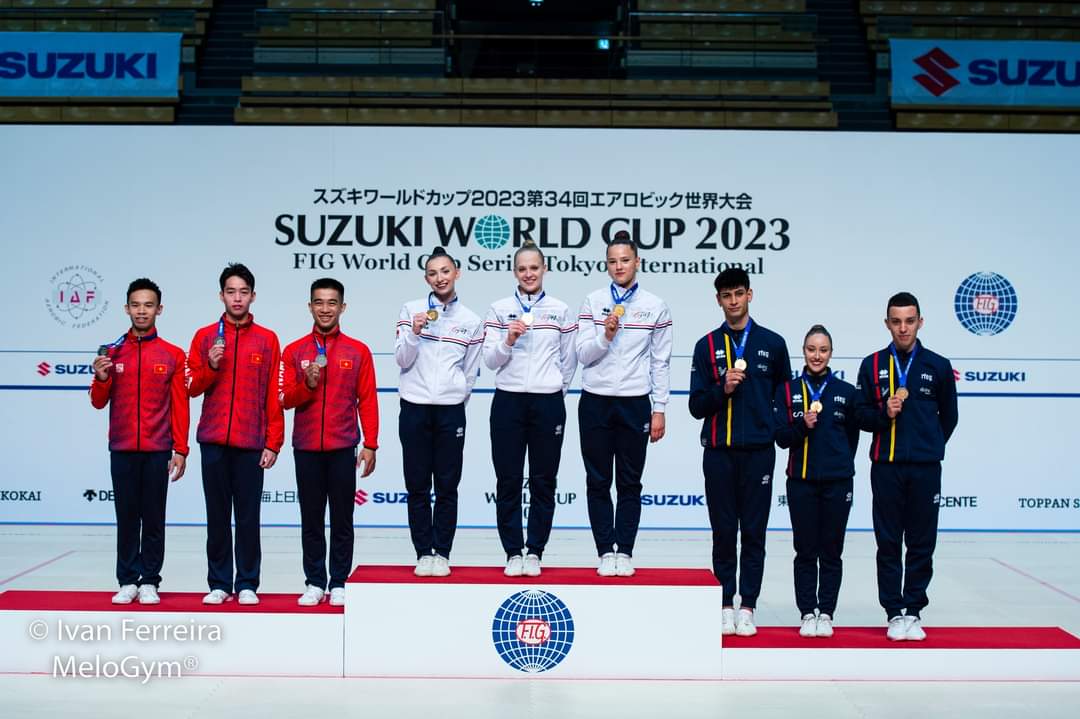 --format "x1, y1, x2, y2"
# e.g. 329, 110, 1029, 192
0, 32, 180, 98
890, 39, 1080, 106
0, 126, 1078, 532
